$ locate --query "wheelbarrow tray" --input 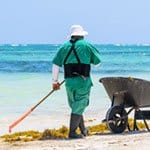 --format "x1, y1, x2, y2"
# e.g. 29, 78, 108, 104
100, 77, 150, 108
